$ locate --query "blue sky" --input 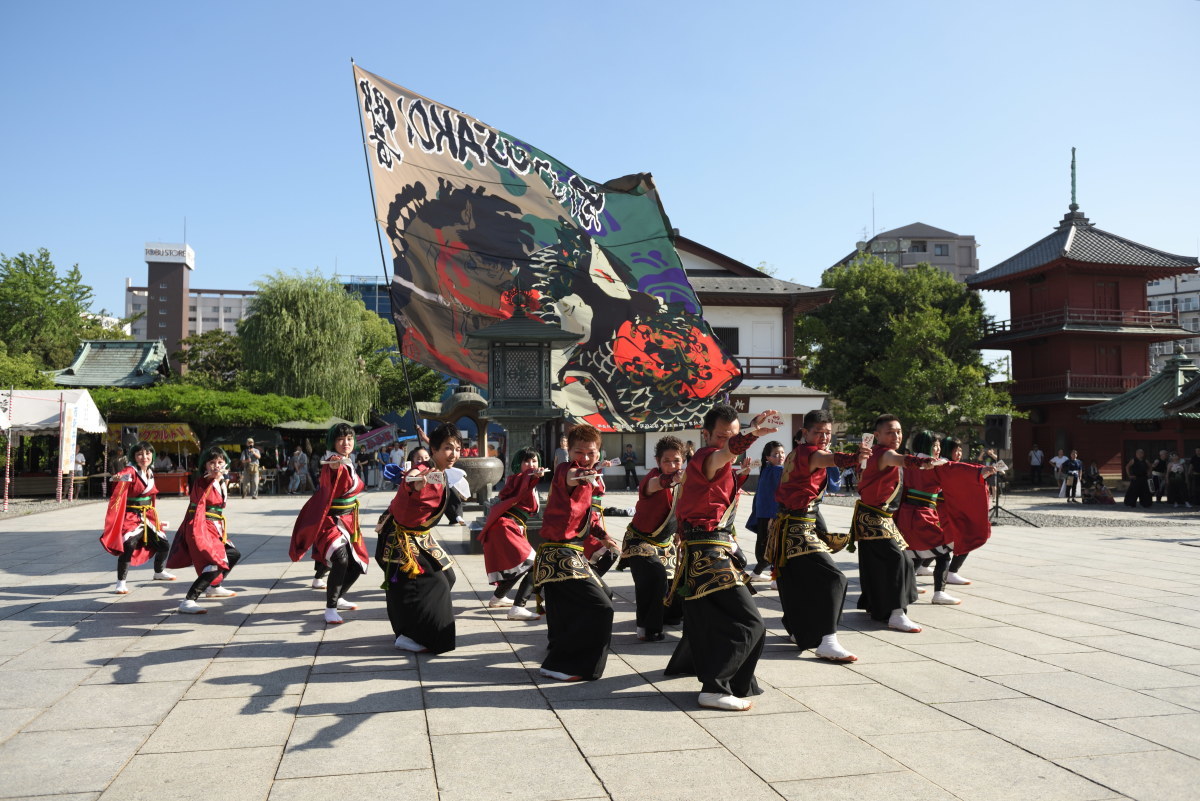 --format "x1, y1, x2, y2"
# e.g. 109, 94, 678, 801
2, 1, 1197, 328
